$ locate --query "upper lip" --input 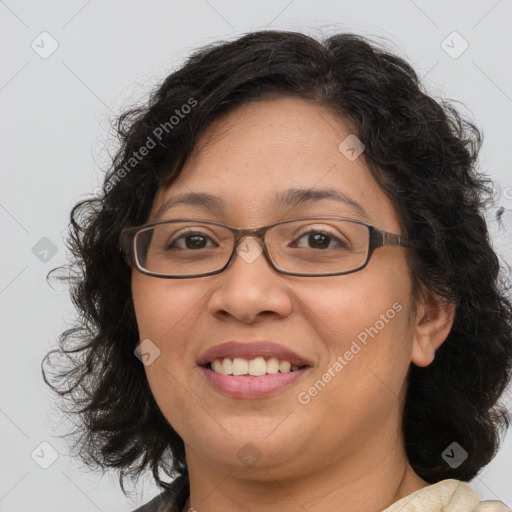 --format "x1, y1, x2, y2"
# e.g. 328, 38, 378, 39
197, 341, 313, 367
